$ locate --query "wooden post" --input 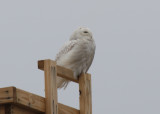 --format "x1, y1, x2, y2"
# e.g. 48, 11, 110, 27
44, 60, 58, 114
38, 59, 92, 114
79, 73, 92, 114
